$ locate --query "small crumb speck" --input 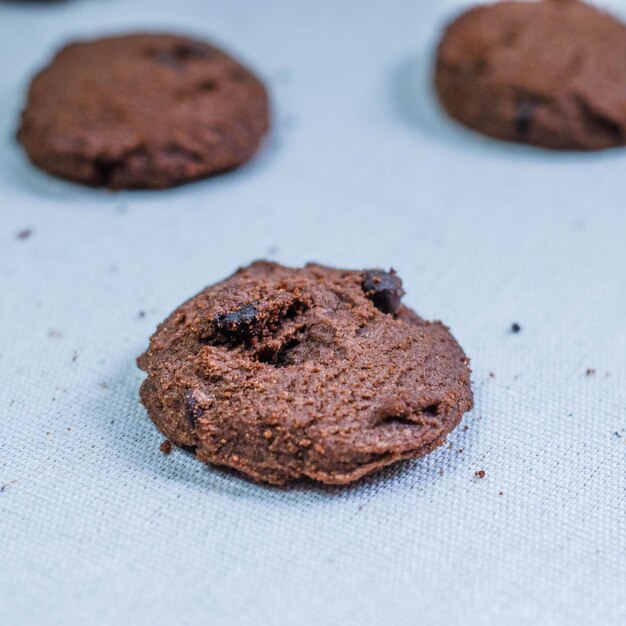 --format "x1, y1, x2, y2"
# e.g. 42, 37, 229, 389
17, 228, 33, 240
138, 311, 146, 318
475, 470, 486, 479
160, 440, 173, 455
489, 372, 495, 378
48, 329, 62, 338
510, 323, 521, 333
586, 368, 596, 377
